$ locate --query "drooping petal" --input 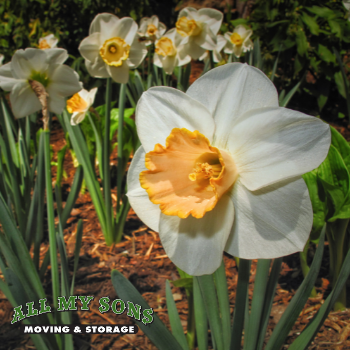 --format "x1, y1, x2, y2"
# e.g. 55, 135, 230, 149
127, 36, 147, 68
233, 44, 243, 58
136, 87, 215, 153
89, 13, 119, 35
158, 194, 234, 276
85, 58, 109, 78
10, 82, 41, 118
198, 8, 223, 35
158, 55, 177, 74
186, 63, 279, 150
126, 146, 161, 232
0, 63, 18, 91
227, 106, 331, 190
106, 62, 130, 84
183, 40, 206, 60
45, 48, 68, 65
71, 111, 86, 125
193, 22, 216, 50
113, 17, 138, 46
11, 49, 48, 79
225, 178, 312, 259
79, 33, 102, 62
48, 65, 82, 97
47, 86, 66, 114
